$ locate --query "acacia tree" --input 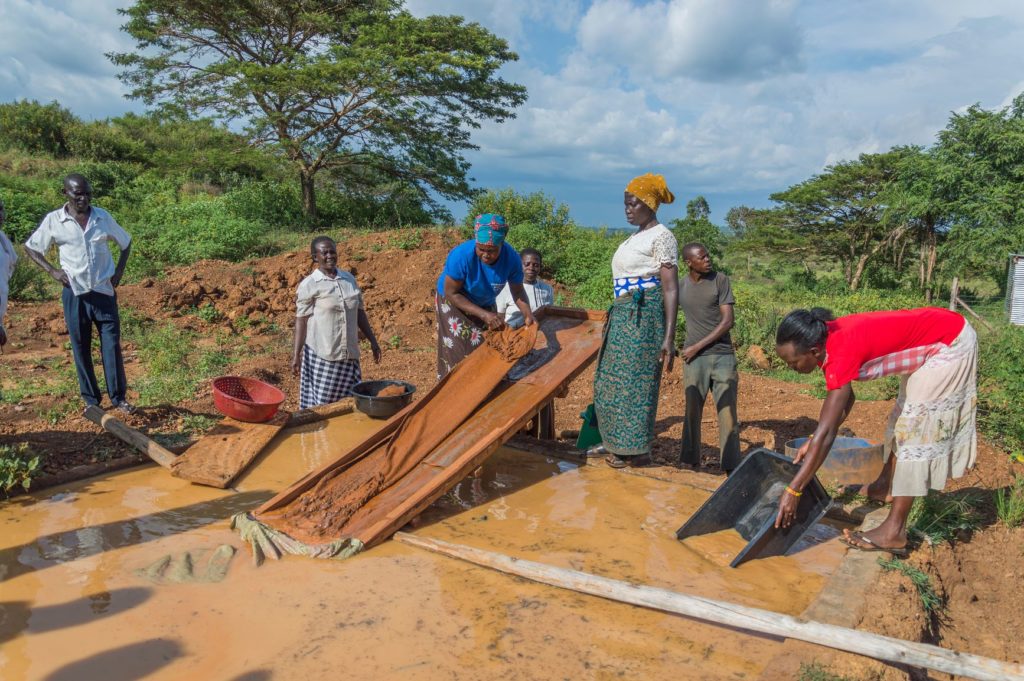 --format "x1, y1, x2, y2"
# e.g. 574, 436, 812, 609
770, 152, 907, 291
110, 0, 527, 220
